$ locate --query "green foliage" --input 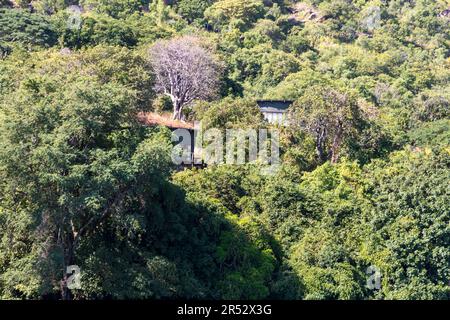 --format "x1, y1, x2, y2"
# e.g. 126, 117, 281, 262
175, 0, 214, 24
63, 14, 138, 48
173, 166, 280, 299
194, 97, 264, 129
364, 149, 450, 299
0, 0, 449, 301
0, 8, 58, 48
28, 0, 68, 14
0, 45, 280, 300
227, 45, 301, 96
281, 26, 313, 55
408, 119, 450, 148
317, 0, 359, 41
0, 71, 153, 298
413, 88, 450, 123
242, 19, 284, 48
289, 85, 366, 163
80, 0, 146, 19
264, 70, 332, 100
205, 0, 266, 31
